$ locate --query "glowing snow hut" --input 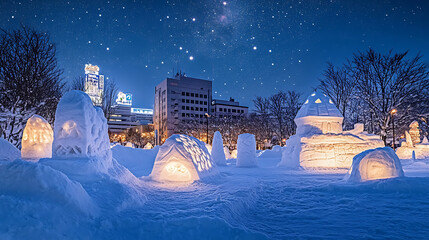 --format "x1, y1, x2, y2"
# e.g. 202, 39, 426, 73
150, 134, 218, 182
52, 90, 111, 159
279, 91, 384, 169
345, 147, 404, 182
21, 115, 53, 160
